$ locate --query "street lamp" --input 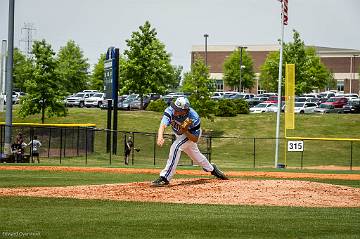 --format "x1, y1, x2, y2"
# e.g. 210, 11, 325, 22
238, 46, 247, 92
204, 34, 209, 66
351, 54, 359, 94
